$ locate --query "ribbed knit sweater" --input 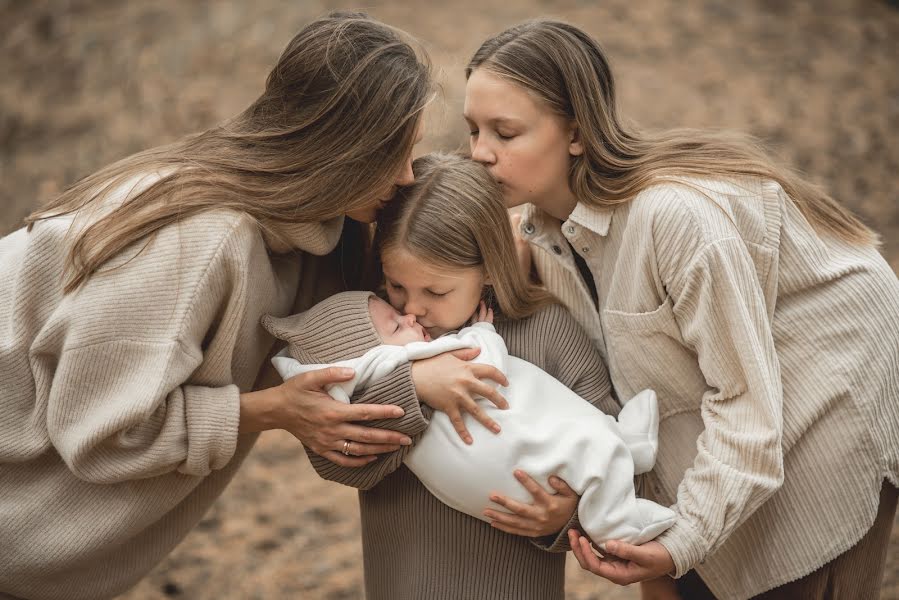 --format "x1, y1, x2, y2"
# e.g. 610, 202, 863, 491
309, 303, 620, 600
518, 176, 899, 599
0, 175, 395, 600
